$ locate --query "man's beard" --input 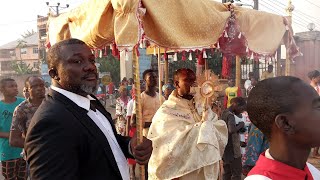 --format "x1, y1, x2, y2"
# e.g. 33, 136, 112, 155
80, 84, 97, 94
65, 83, 97, 95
